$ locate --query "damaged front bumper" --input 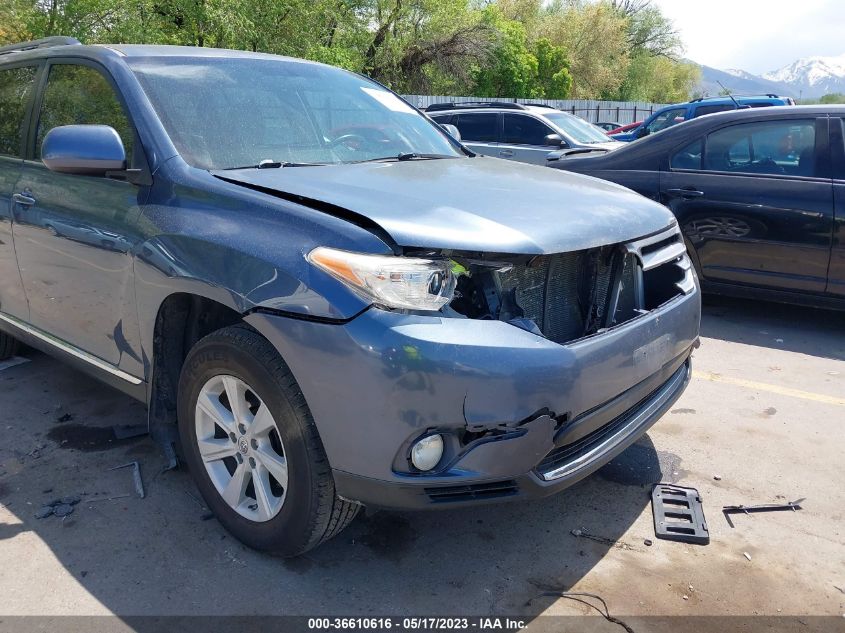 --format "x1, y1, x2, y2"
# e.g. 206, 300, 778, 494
246, 283, 700, 510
